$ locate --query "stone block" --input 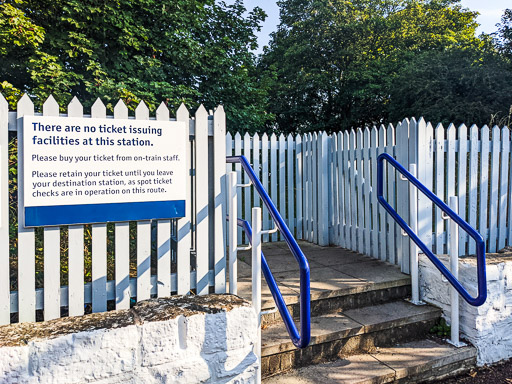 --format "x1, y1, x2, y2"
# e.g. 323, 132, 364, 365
28, 326, 139, 383
0, 295, 258, 383
0, 345, 30, 383
420, 254, 512, 365
225, 307, 258, 352
144, 357, 211, 384
209, 346, 258, 381
140, 316, 183, 367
